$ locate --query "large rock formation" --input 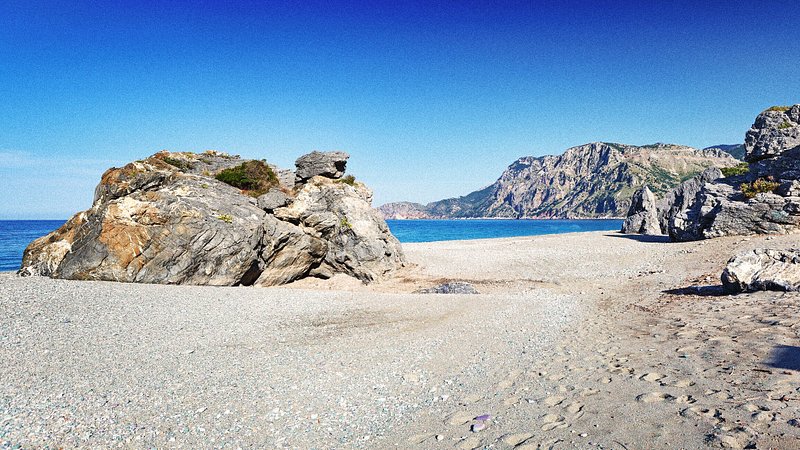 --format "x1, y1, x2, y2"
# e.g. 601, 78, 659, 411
721, 248, 800, 293
19, 150, 405, 286
667, 105, 800, 241
380, 143, 737, 219
621, 186, 660, 235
